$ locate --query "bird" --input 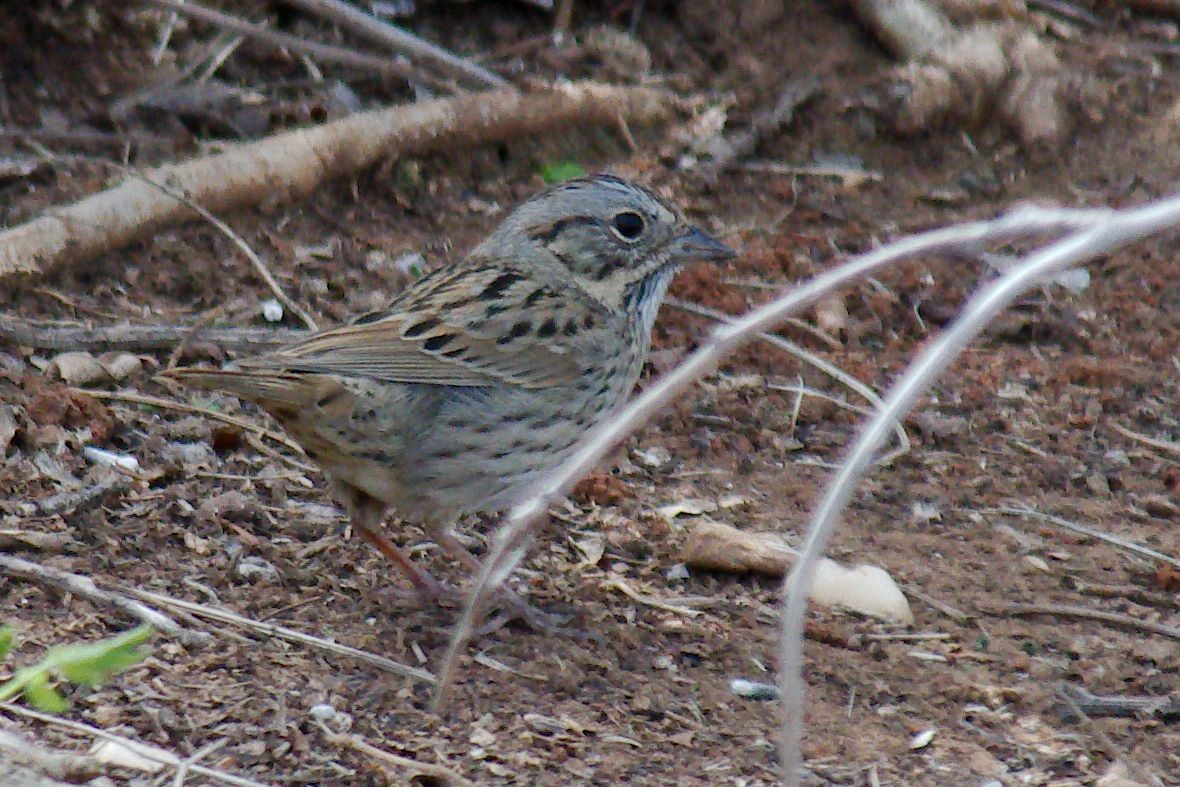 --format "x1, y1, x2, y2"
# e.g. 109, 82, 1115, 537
162, 174, 735, 621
